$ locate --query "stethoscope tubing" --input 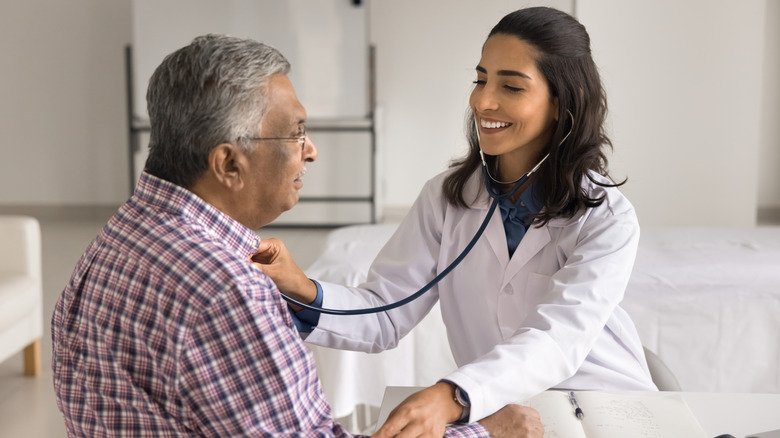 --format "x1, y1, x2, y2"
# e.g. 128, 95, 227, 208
279, 166, 532, 316
280, 193, 501, 315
